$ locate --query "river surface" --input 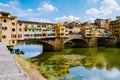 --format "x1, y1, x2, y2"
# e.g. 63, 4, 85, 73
13, 44, 43, 58
13, 44, 120, 80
